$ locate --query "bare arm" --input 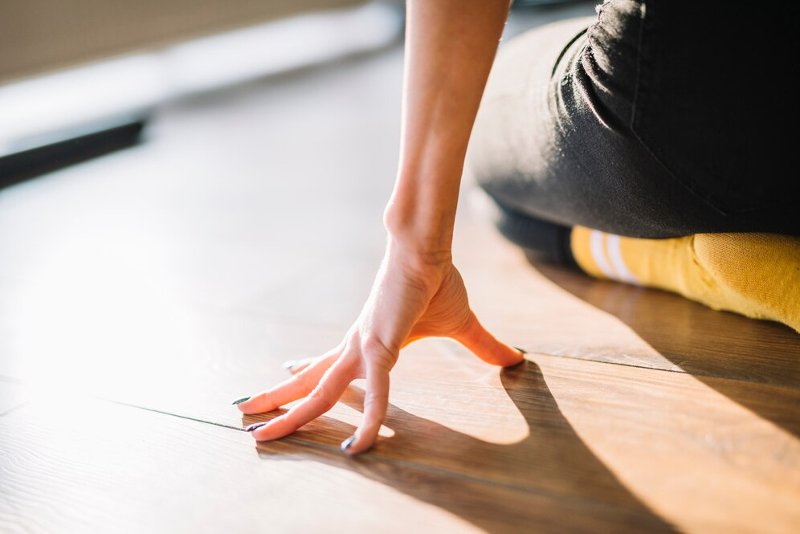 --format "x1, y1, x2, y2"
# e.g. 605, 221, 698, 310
236, 0, 522, 454
386, 0, 512, 256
